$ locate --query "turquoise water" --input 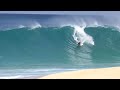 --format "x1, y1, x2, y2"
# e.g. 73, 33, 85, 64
0, 14, 120, 78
